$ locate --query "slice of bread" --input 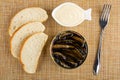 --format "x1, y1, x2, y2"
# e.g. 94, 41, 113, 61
9, 7, 48, 36
10, 22, 45, 59
20, 33, 48, 73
